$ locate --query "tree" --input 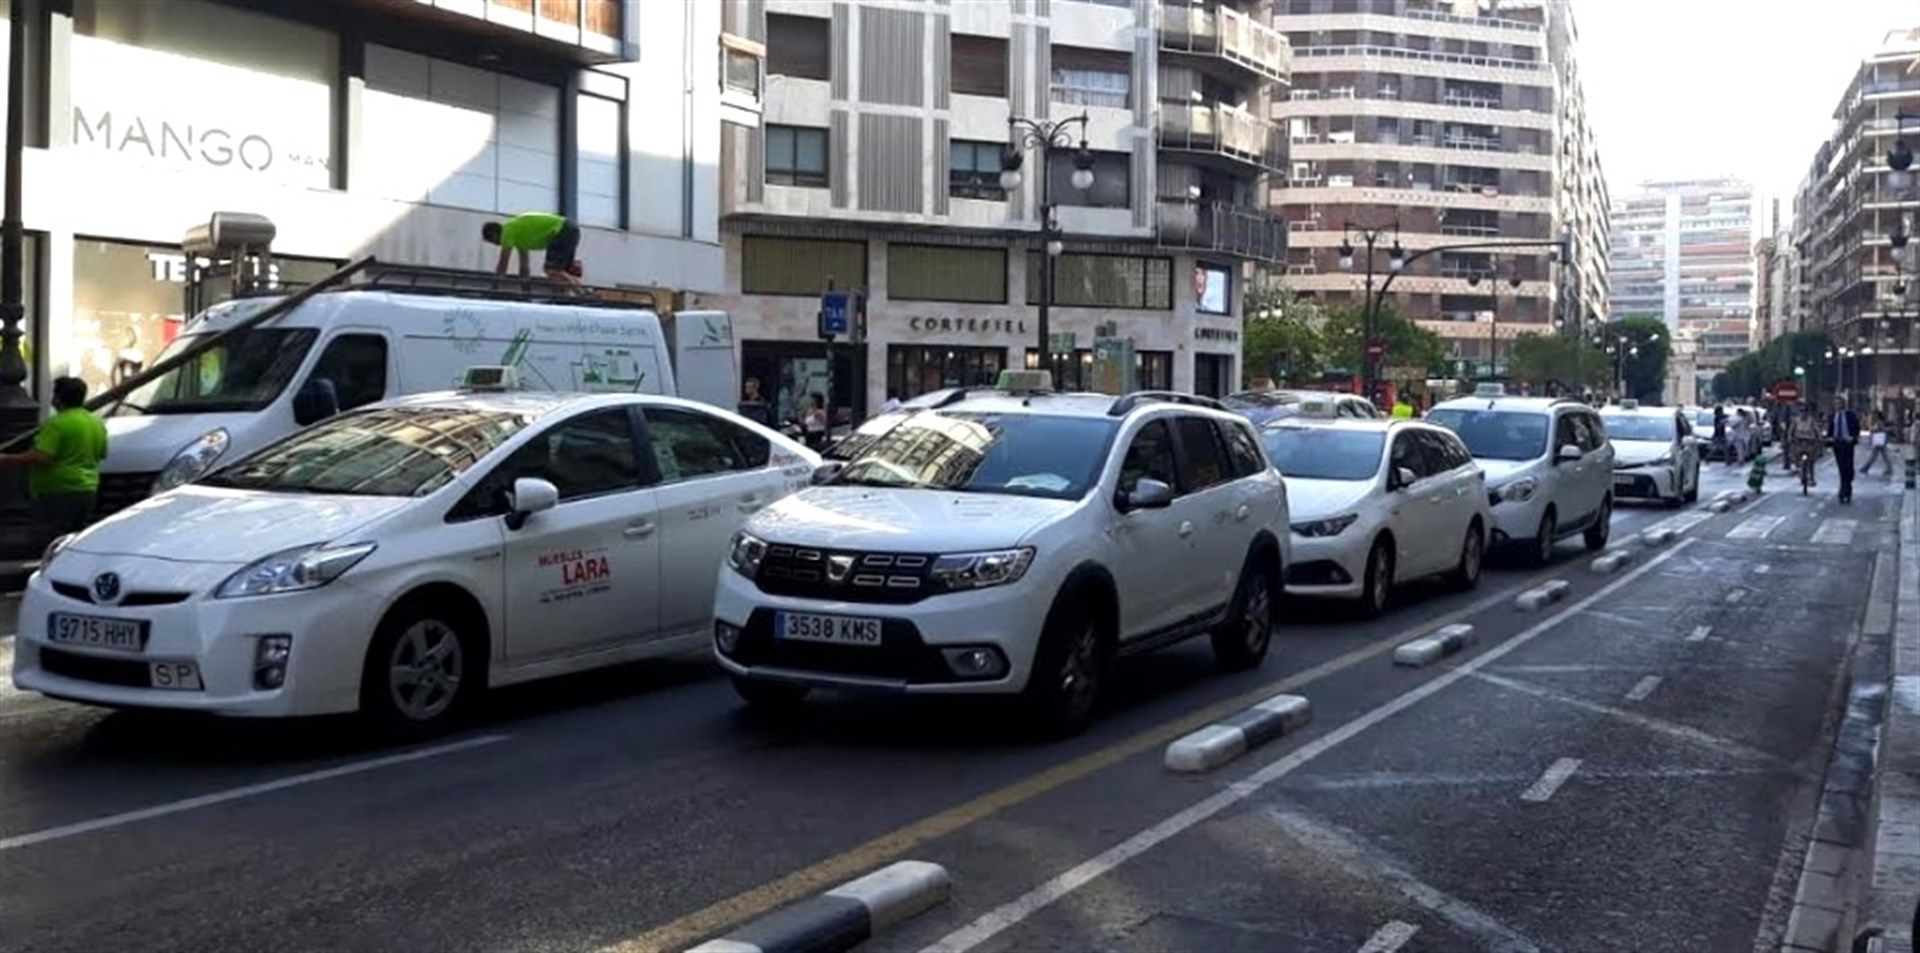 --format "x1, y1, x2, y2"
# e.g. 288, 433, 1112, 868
1609, 316, 1670, 403
1316, 301, 1447, 380
1506, 331, 1608, 394
1240, 283, 1326, 387
1712, 331, 1829, 401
